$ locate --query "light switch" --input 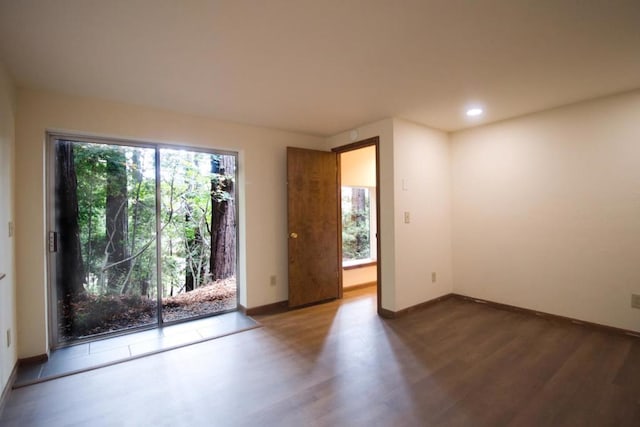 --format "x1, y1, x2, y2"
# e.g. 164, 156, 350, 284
8, 221, 13, 237
404, 211, 410, 224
